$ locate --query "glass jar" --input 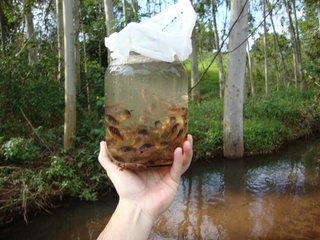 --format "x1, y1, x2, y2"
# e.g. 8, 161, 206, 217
104, 54, 188, 168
